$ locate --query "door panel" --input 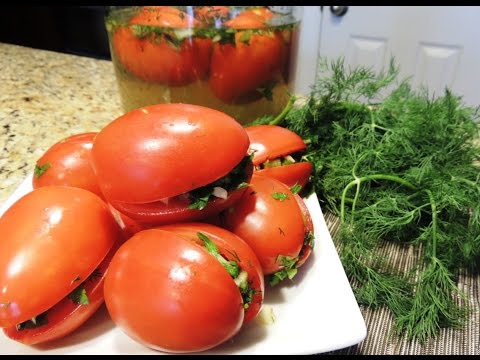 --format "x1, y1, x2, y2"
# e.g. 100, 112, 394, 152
316, 6, 480, 106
